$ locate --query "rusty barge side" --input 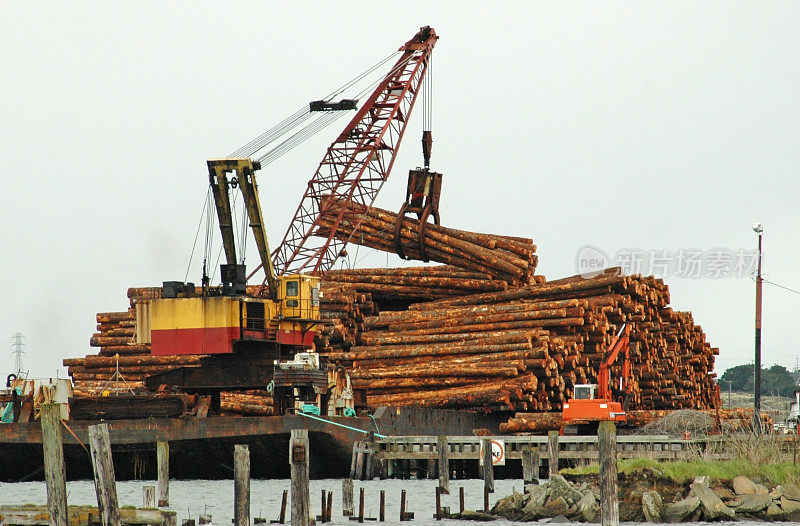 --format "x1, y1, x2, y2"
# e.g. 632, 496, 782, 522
0, 407, 505, 481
